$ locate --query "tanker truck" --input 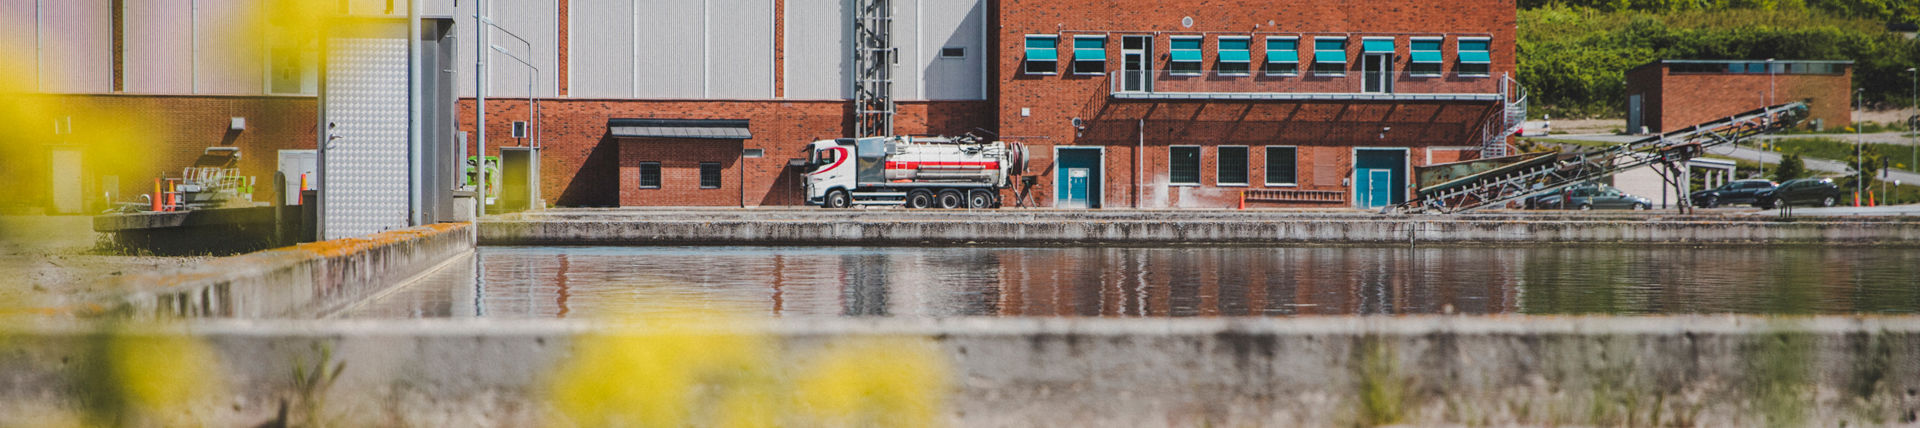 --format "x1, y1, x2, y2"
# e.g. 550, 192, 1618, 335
802, 134, 1028, 208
